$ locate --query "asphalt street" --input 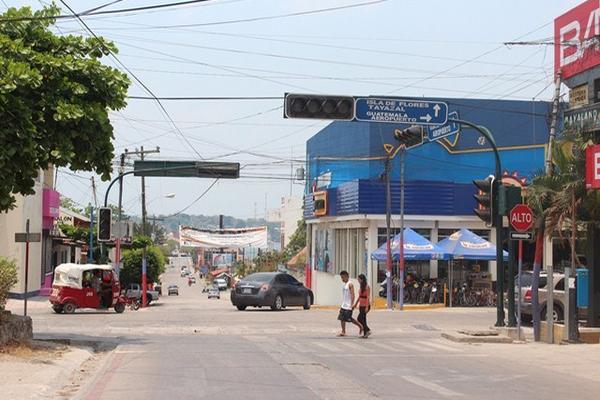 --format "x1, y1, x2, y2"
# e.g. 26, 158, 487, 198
14, 266, 600, 400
